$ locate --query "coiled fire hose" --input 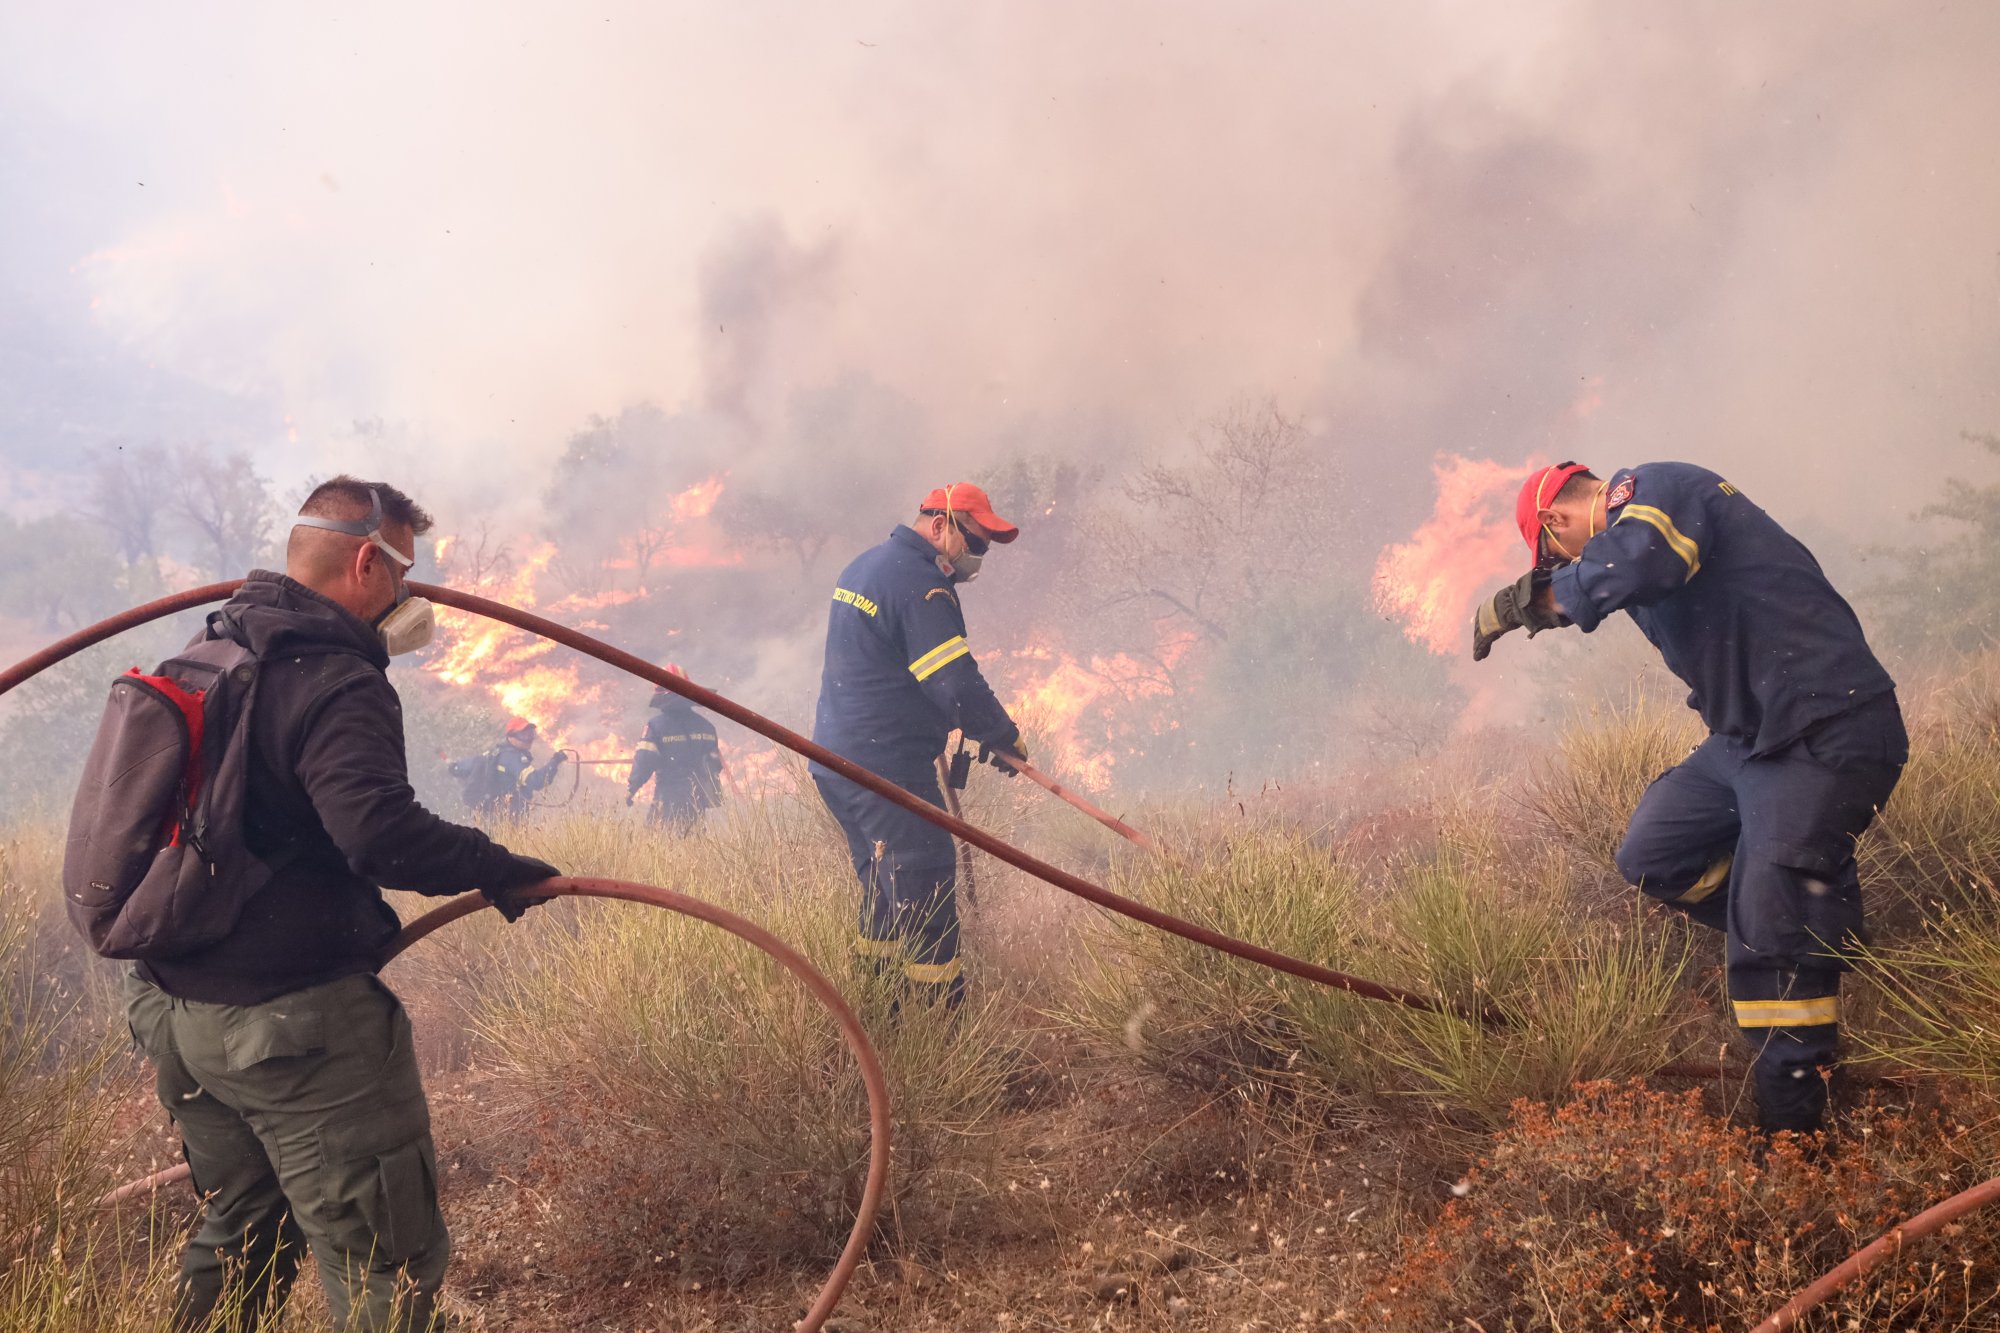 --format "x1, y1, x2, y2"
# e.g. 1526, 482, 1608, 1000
10, 585, 1994, 1324
95, 879, 888, 1333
